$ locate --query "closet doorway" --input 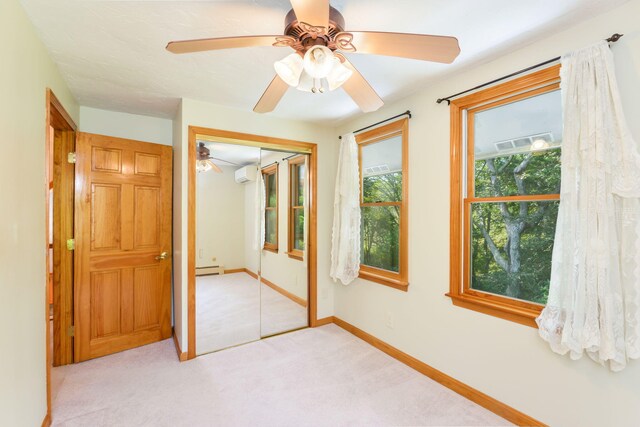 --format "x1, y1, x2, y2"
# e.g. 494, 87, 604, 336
187, 127, 318, 358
